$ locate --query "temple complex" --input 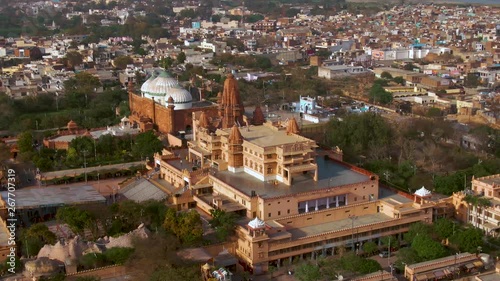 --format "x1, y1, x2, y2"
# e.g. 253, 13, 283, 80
147, 71, 452, 274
